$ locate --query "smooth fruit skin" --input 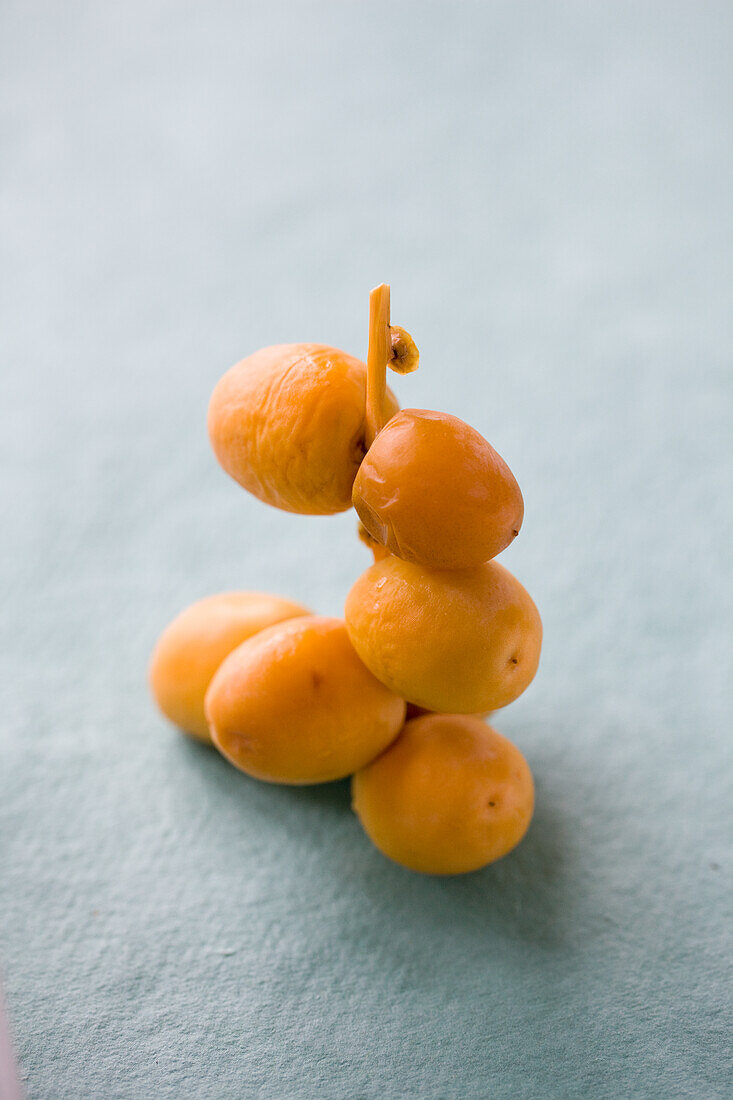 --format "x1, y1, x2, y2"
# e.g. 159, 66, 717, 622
352, 715, 534, 874
352, 409, 524, 569
149, 592, 310, 743
208, 344, 399, 515
205, 616, 406, 785
345, 557, 542, 714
